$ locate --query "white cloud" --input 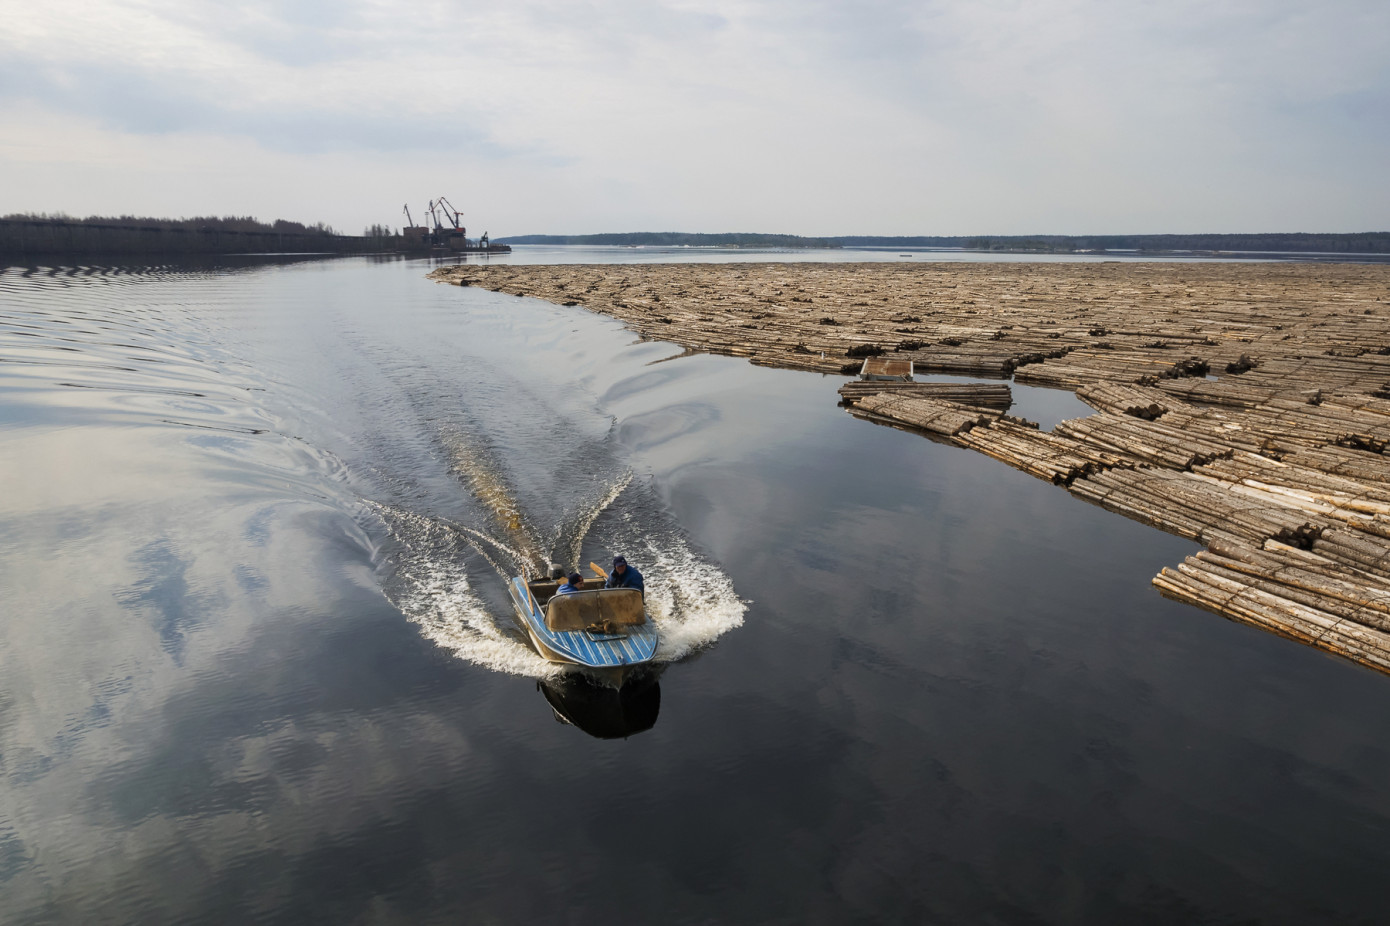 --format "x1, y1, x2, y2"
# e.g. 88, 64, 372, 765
1, 0, 1386, 233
